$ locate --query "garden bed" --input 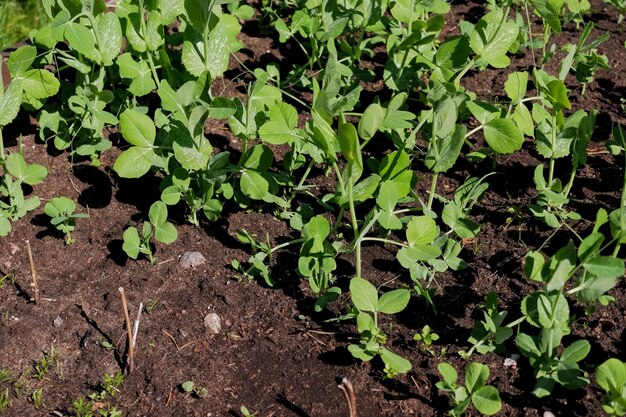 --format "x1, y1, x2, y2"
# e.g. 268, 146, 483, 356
1, 0, 626, 416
